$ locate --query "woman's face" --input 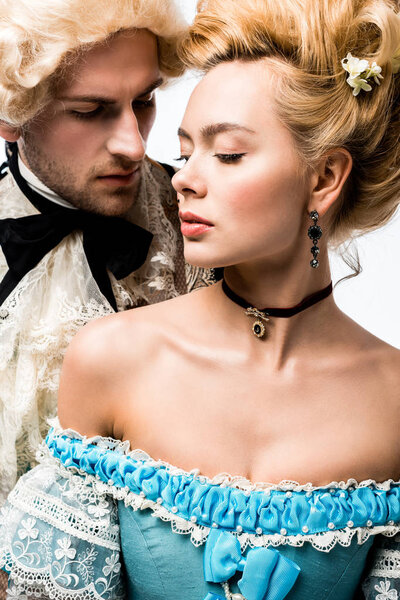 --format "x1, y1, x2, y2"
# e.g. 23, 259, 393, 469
172, 60, 312, 270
